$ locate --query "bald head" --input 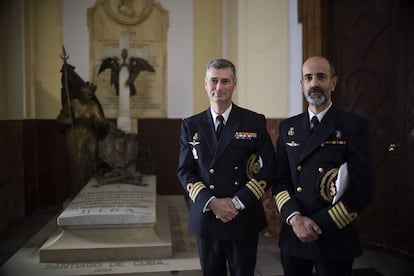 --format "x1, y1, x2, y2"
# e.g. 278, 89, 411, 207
302, 56, 336, 78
